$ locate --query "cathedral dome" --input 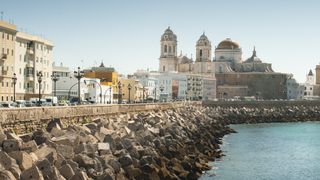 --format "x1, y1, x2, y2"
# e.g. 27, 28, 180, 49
216, 38, 240, 50
180, 55, 193, 64
245, 47, 262, 63
161, 26, 177, 42
196, 33, 211, 46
